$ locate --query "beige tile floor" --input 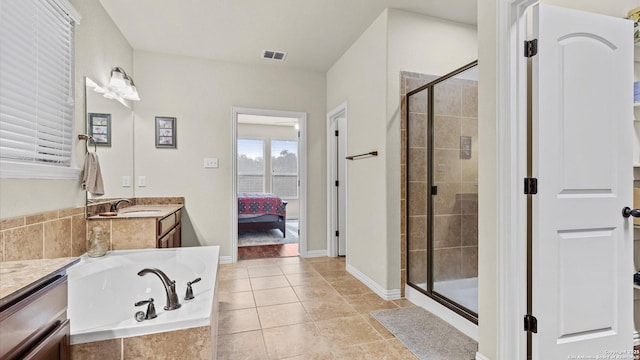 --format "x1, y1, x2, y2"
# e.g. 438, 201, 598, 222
216, 256, 419, 359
